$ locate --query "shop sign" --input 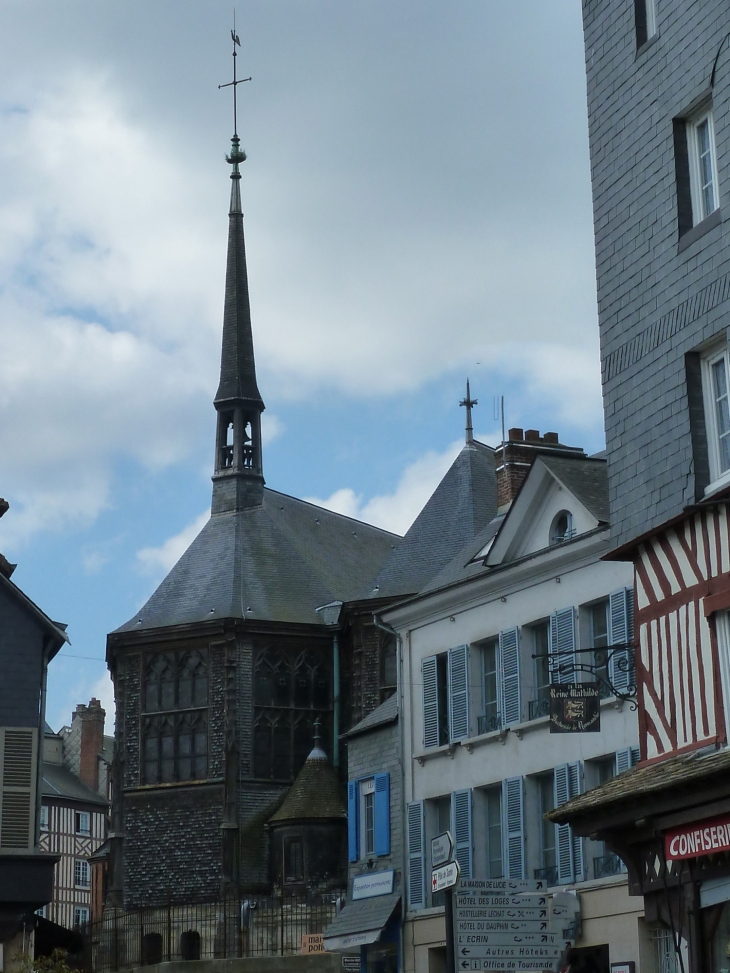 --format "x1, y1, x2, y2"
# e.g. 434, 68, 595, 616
549, 684, 600, 733
665, 813, 730, 860
432, 830, 454, 868
341, 958, 360, 972
432, 860, 460, 893
301, 934, 325, 954
352, 869, 395, 900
